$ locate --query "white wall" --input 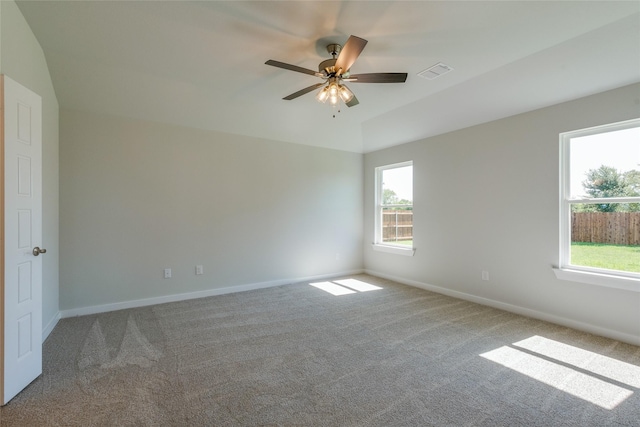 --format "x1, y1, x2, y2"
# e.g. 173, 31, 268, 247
364, 83, 640, 344
0, 0, 60, 336
60, 109, 363, 311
